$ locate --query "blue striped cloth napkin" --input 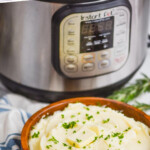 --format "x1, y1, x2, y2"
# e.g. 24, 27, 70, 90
0, 94, 47, 150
